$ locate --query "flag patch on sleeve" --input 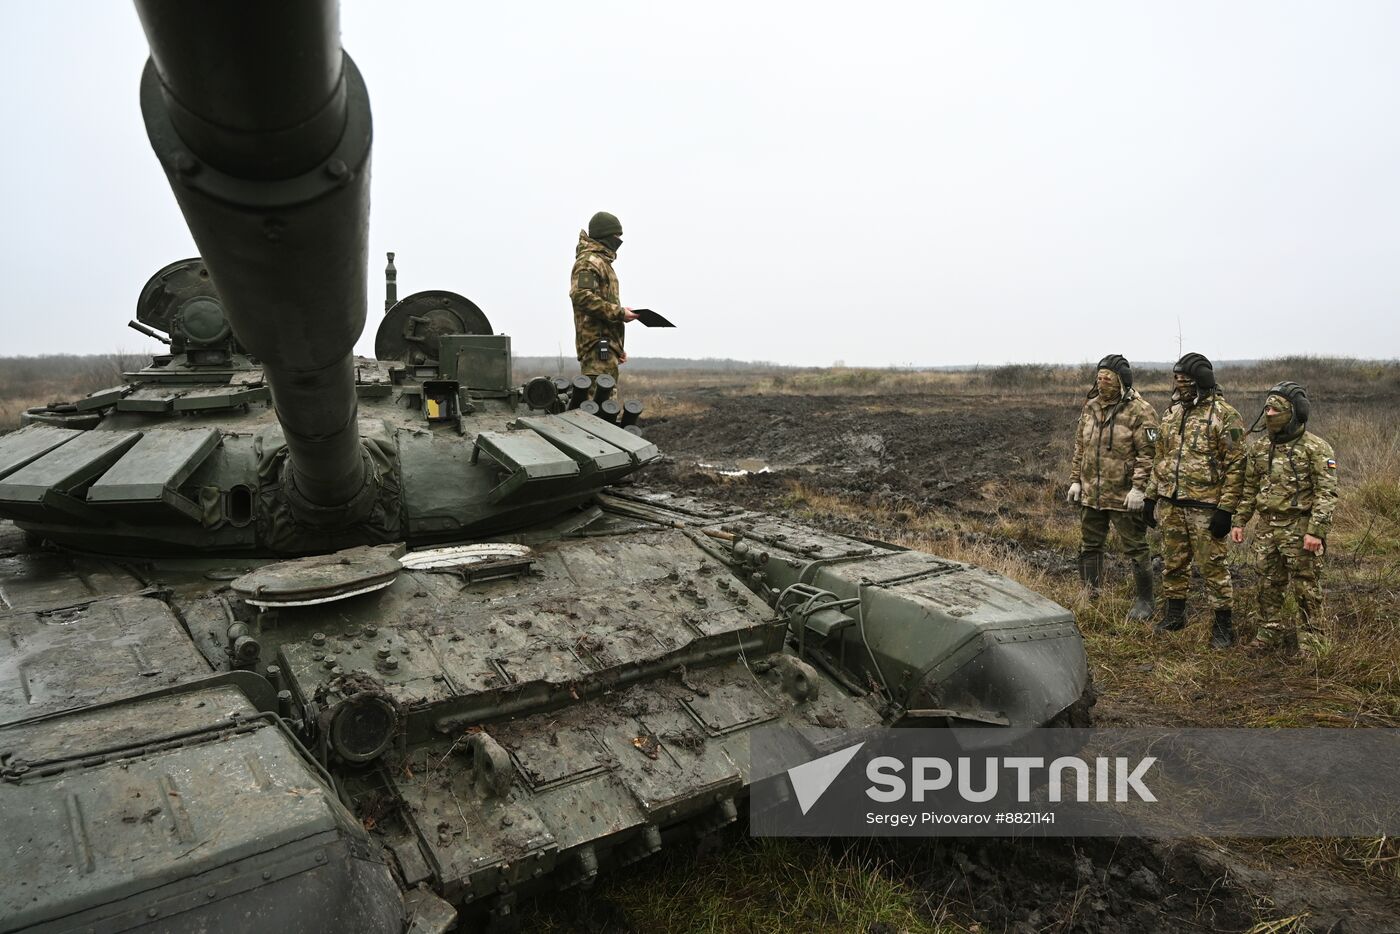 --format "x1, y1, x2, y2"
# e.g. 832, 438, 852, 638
1326, 458, 1337, 470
